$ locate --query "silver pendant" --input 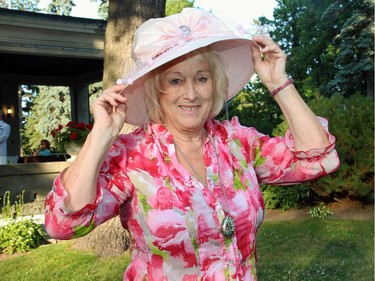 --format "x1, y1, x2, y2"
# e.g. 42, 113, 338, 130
221, 215, 235, 238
